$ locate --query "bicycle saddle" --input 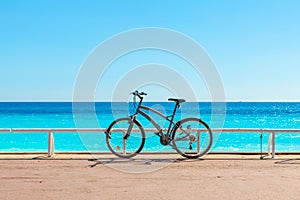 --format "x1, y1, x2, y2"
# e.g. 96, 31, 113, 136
168, 98, 186, 104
